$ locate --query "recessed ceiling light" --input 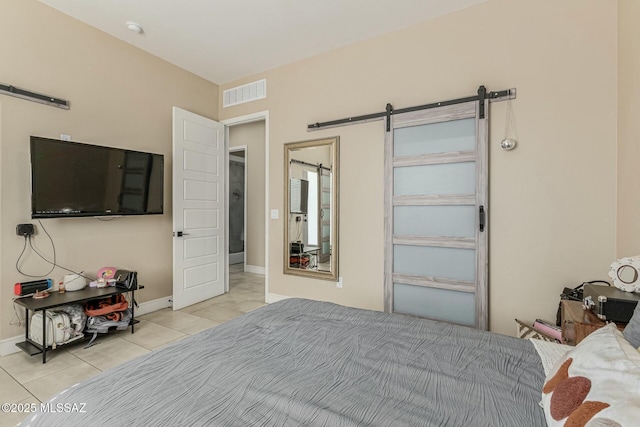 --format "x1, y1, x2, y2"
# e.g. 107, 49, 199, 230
126, 21, 144, 34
